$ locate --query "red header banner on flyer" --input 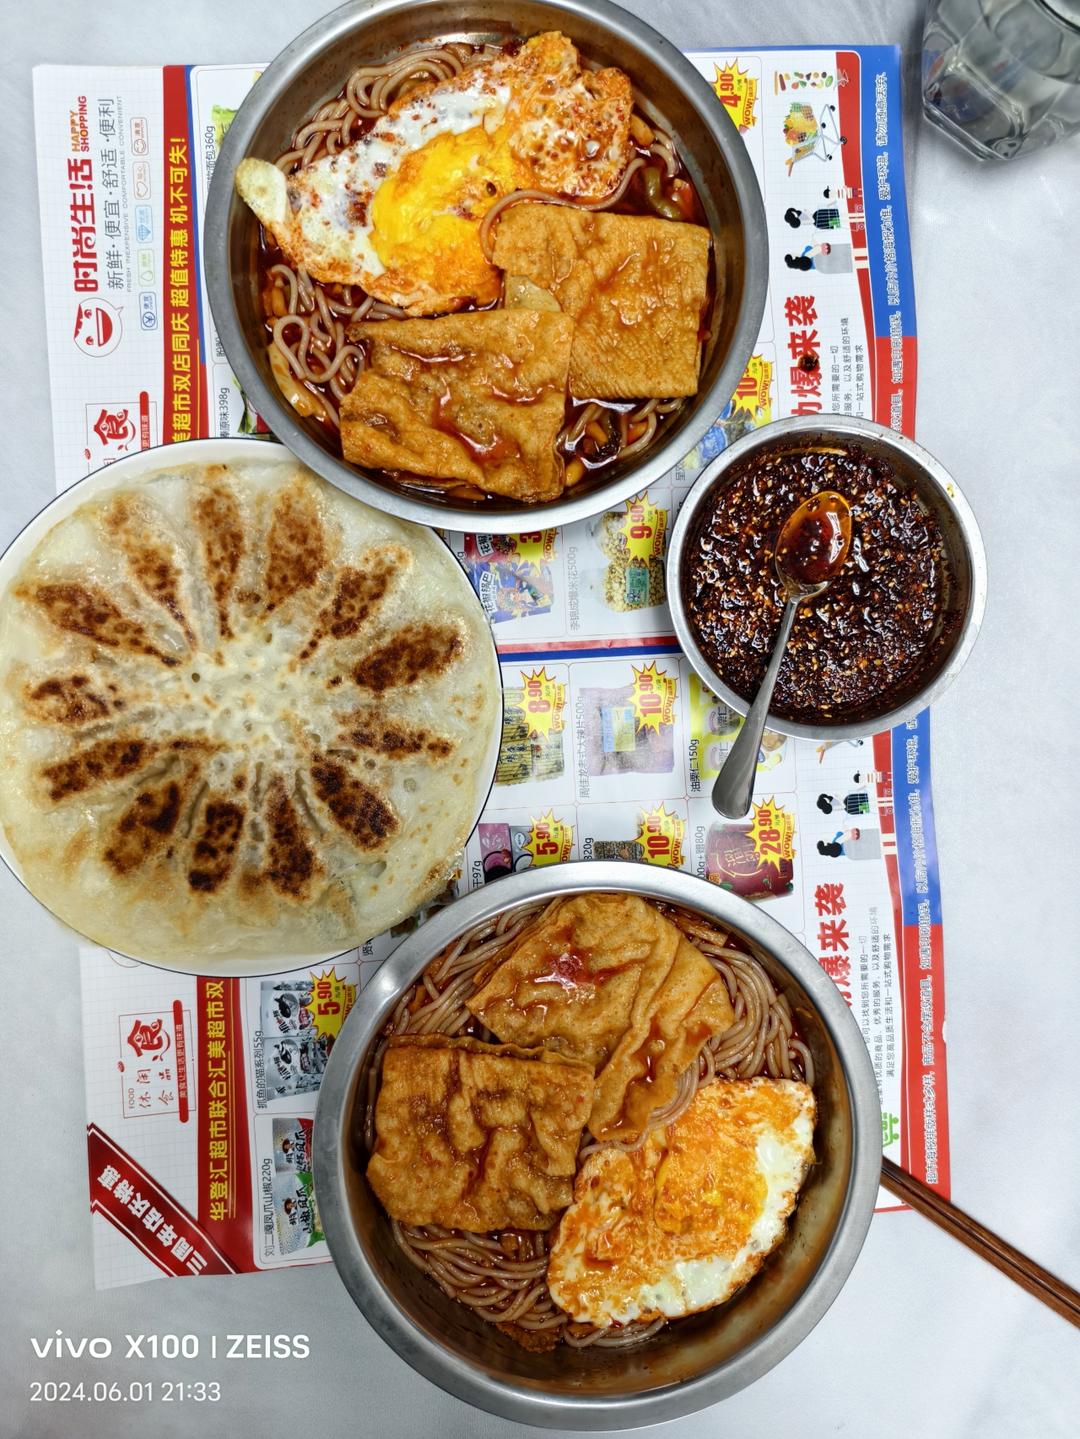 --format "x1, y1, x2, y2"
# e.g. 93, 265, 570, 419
162, 64, 205, 443
197, 979, 254, 1254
